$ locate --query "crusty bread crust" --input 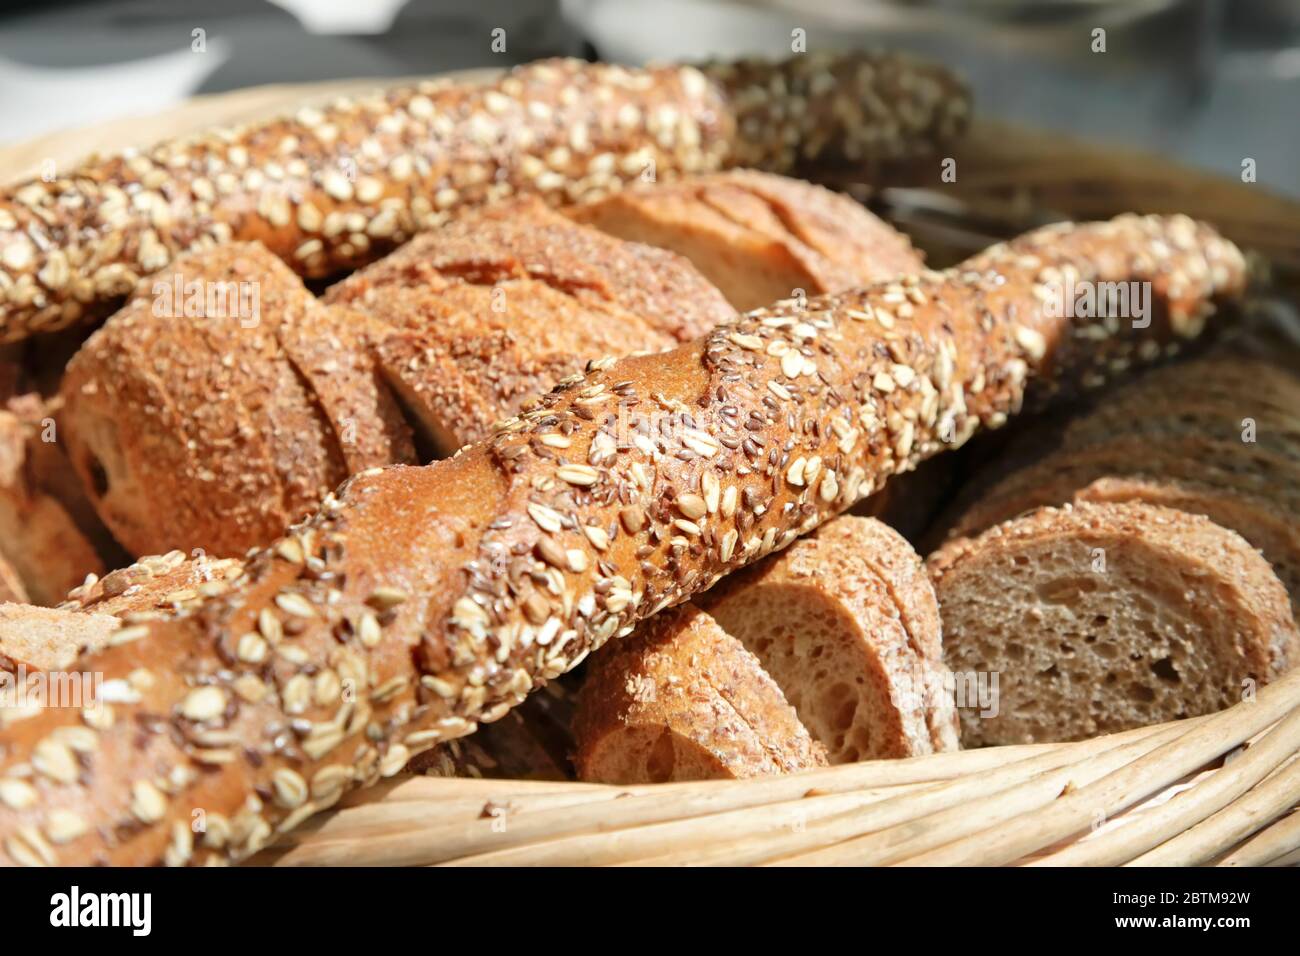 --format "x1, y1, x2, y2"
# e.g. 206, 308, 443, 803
0, 52, 970, 344
0, 215, 1246, 865
569, 169, 924, 310
574, 603, 825, 782
325, 197, 735, 450
60, 243, 415, 558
